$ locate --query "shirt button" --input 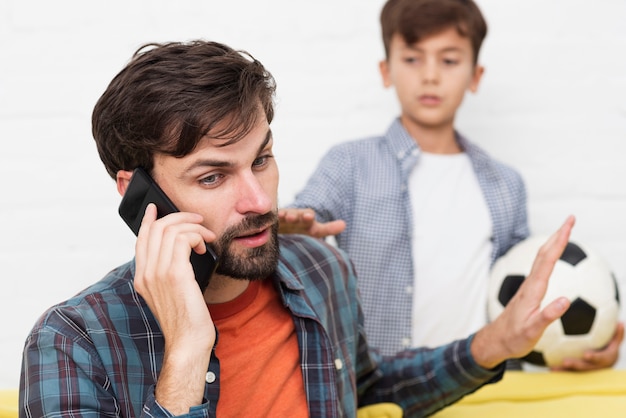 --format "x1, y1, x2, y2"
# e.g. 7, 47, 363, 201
205, 371, 216, 384
334, 358, 343, 370
405, 286, 413, 294
401, 338, 411, 348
